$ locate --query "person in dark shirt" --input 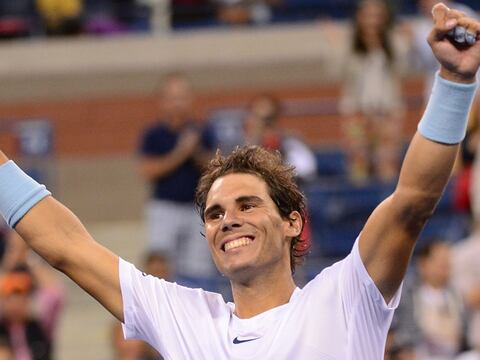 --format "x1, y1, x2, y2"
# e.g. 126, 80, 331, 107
138, 72, 216, 283
0, 267, 50, 360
